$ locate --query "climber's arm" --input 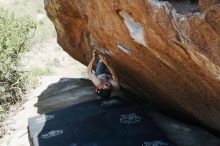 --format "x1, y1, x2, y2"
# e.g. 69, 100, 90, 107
108, 65, 120, 90
88, 51, 101, 87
